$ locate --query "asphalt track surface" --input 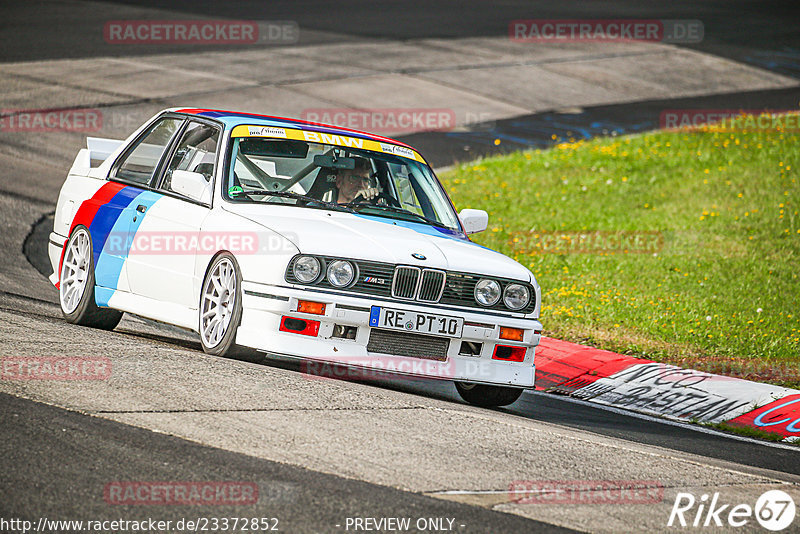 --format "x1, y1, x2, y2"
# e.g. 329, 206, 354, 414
3, 0, 800, 69
402, 85, 800, 167
0, 392, 569, 533
2, 1, 800, 533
